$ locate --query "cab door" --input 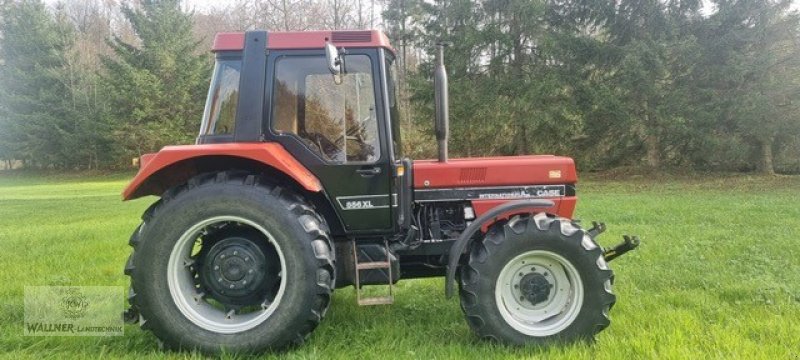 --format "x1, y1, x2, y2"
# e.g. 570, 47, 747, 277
267, 49, 393, 234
